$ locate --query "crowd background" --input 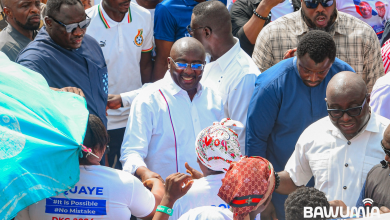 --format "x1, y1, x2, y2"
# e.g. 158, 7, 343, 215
2, 0, 390, 219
